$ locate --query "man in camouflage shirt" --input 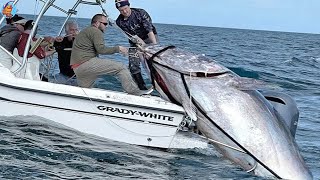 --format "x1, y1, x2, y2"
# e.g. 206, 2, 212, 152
115, 0, 158, 90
